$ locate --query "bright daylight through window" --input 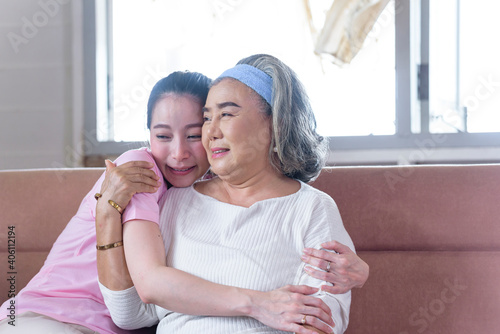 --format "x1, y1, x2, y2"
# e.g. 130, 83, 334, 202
92, 0, 499, 156
104, 0, 396, 142
428, 0, 500, 134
